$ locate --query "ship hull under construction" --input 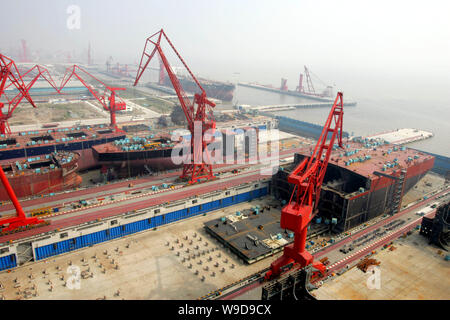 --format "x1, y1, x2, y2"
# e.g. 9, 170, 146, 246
0, 152, 82, 201
92, 125, 264, 176
318, 155, 435, 231
0, 125, 125, 171
273, 140, 435, 232
93, 145, 179, 176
